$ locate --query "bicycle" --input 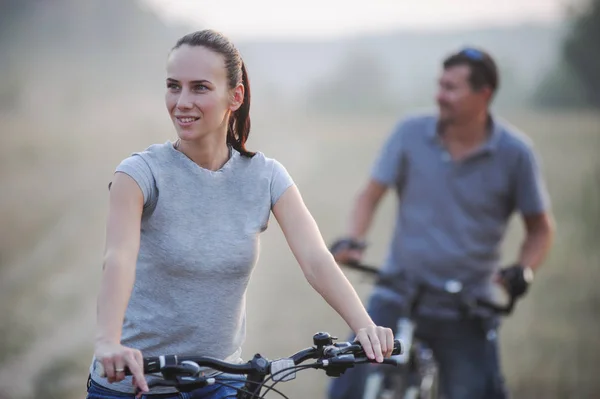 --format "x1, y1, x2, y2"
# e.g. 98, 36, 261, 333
96, 331, 403, 399
337, 261, 517, 399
